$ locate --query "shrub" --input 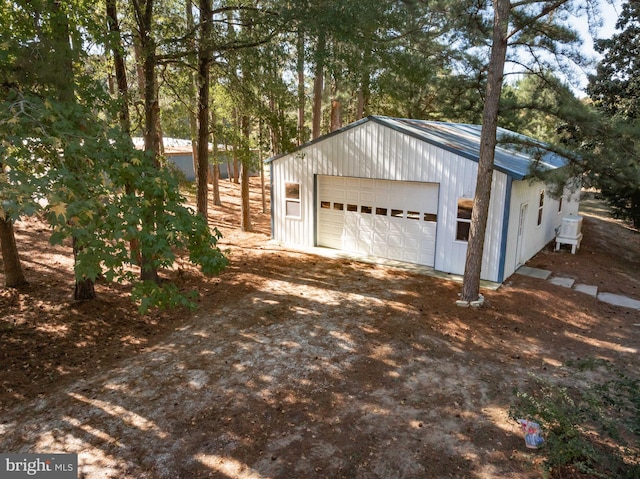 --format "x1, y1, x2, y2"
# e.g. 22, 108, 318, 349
510, 358, 640, 478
